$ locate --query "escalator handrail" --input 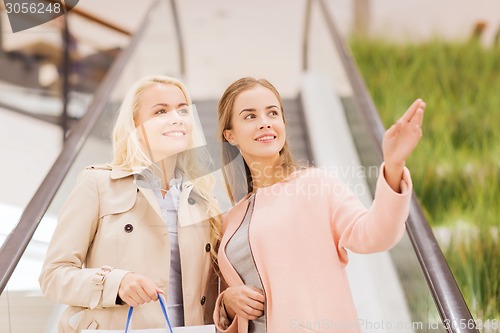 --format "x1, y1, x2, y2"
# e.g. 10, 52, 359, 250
302, 0, 478, 332
0, 0, 160, 294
